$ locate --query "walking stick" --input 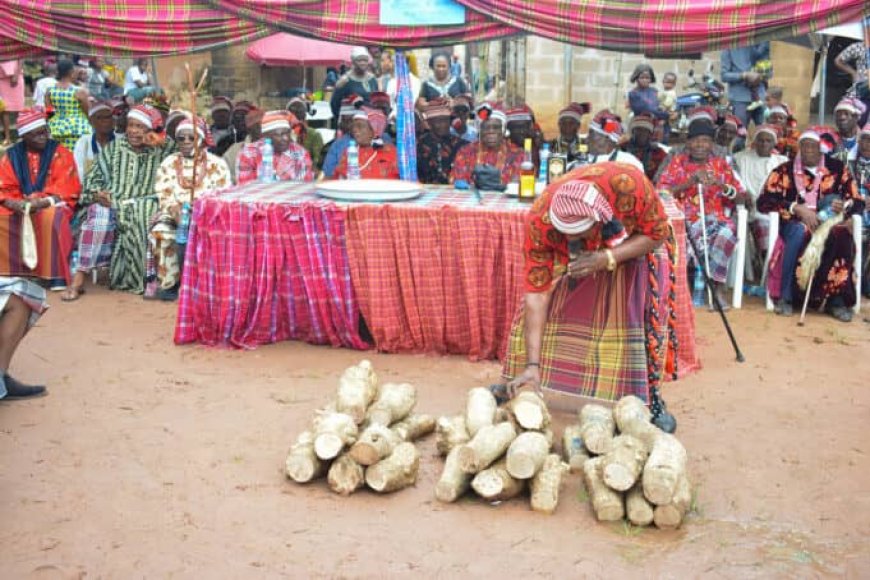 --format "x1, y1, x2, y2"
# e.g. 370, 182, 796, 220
696, 182, 713, 306
797, 275, 814, 326
685, 229, 745, 362
184, 63, 209, 204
